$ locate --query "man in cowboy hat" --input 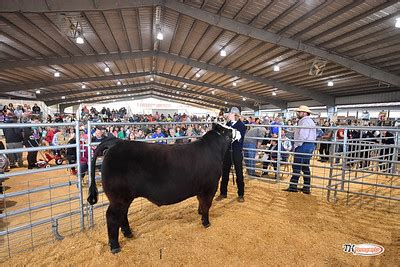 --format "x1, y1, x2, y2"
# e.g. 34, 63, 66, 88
283, 105, 316, 194
216, 107, 247, 202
